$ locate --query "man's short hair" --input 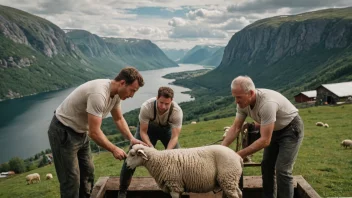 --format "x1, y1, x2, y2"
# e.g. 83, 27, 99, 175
158, 87, 174, 99
114, 67, 144, 87
231, 76, 255, 93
